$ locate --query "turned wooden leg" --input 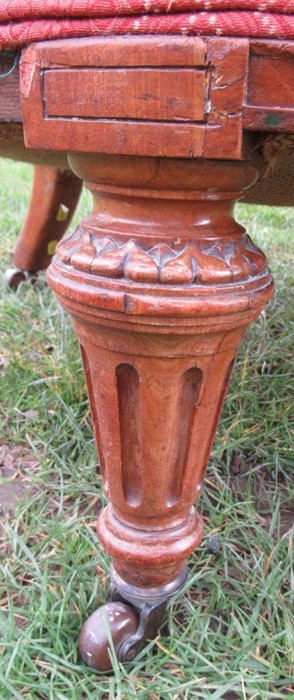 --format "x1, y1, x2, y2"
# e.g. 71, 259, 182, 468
6, 165, 82, 288
47, 154, 273, 670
